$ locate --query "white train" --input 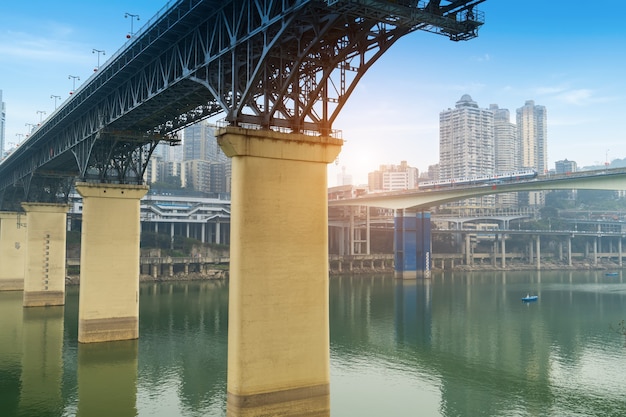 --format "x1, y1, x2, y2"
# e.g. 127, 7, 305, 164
418, 169, 538, 190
